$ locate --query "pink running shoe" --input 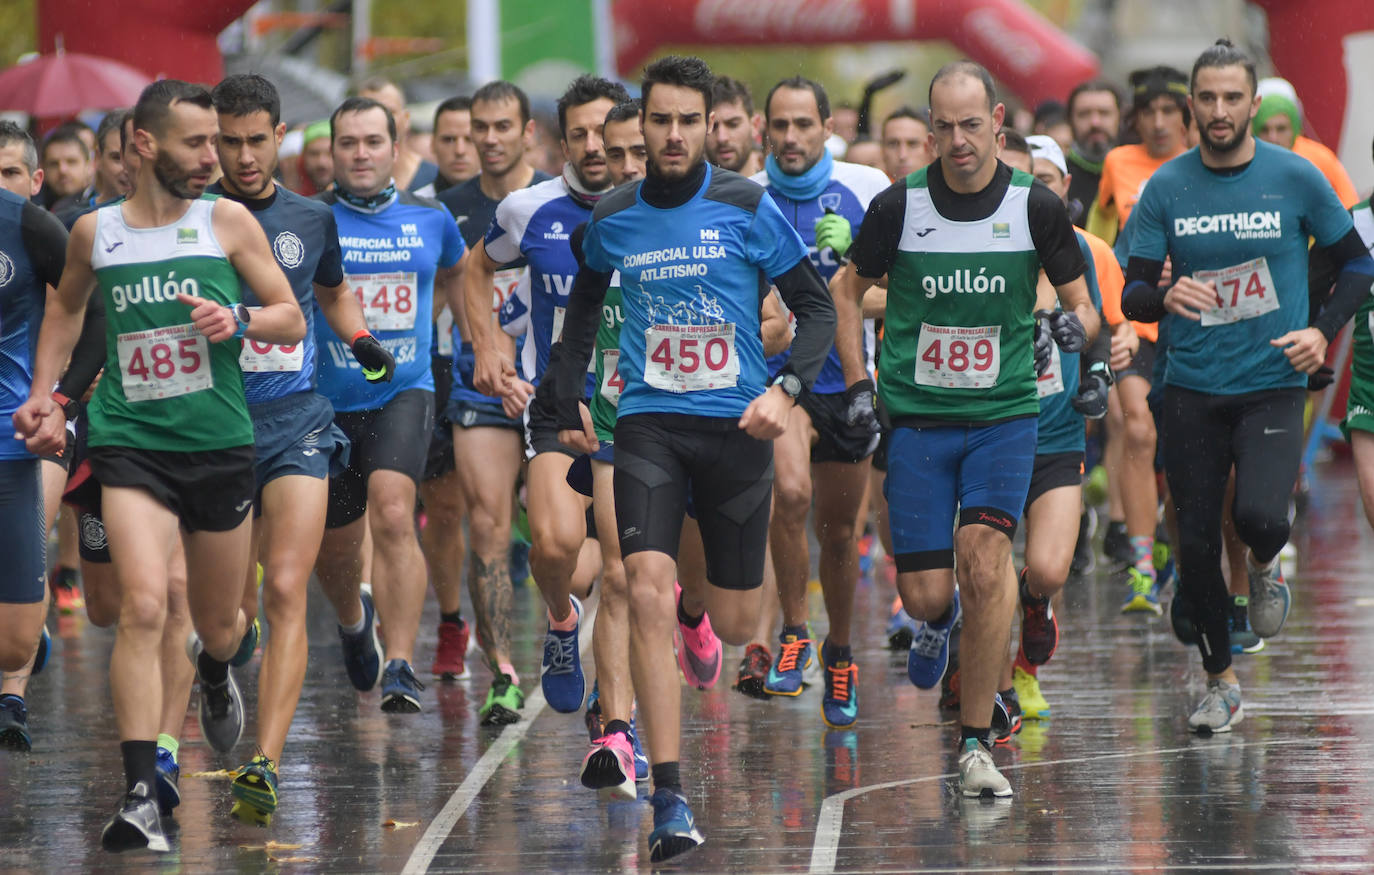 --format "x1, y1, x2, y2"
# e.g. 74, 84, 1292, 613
674, 582, 722, 690
579, 730, 636, 800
